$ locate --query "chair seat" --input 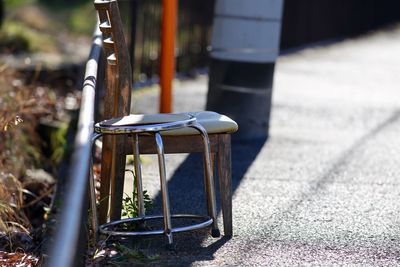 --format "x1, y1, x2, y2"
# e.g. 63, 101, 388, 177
99, 111, 238, 136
